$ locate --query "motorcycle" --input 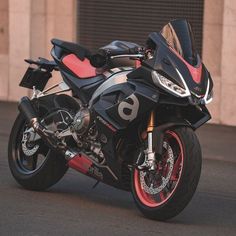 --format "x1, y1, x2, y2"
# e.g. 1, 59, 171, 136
8, 19, 213, 221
